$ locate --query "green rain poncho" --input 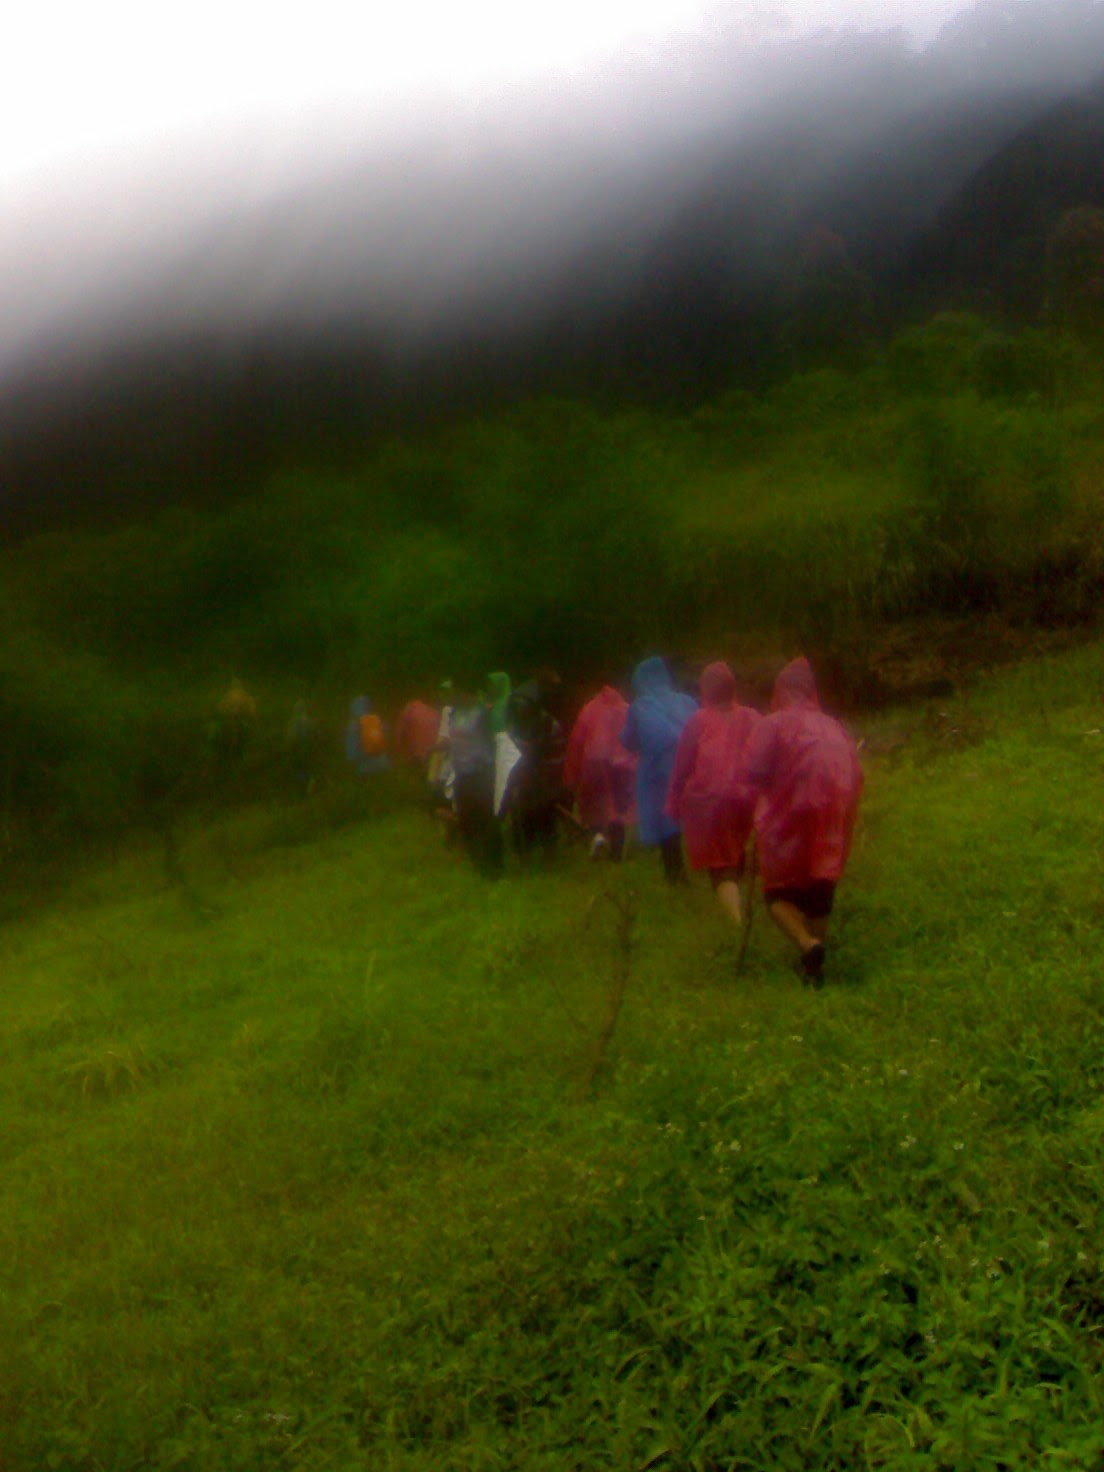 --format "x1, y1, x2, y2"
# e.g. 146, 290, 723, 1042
483, 672, 513, 736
